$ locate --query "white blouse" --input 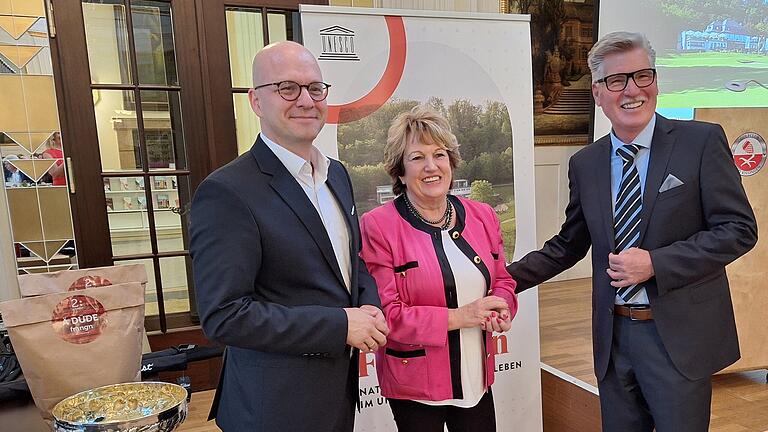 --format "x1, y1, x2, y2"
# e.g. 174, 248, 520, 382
417, 229, 487, 408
